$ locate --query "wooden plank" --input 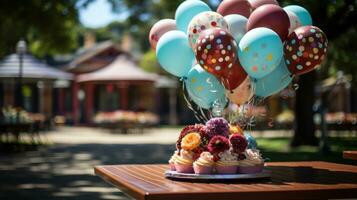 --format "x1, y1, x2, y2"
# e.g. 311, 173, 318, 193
94, 162, 357, 200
